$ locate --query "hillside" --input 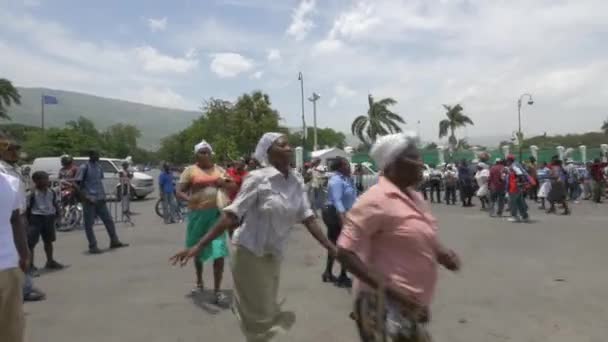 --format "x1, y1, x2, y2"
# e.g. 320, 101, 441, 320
5, 88, 201, 149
